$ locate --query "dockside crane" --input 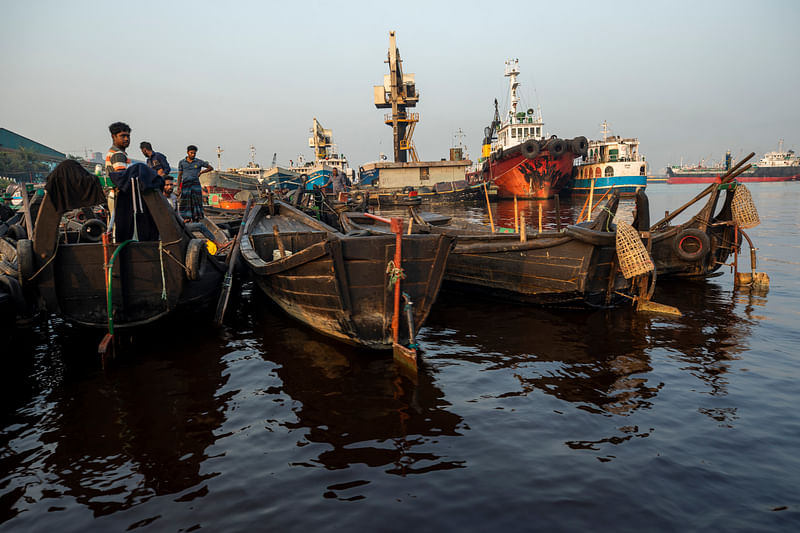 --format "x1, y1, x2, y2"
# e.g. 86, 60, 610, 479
374, 31, 420, 163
